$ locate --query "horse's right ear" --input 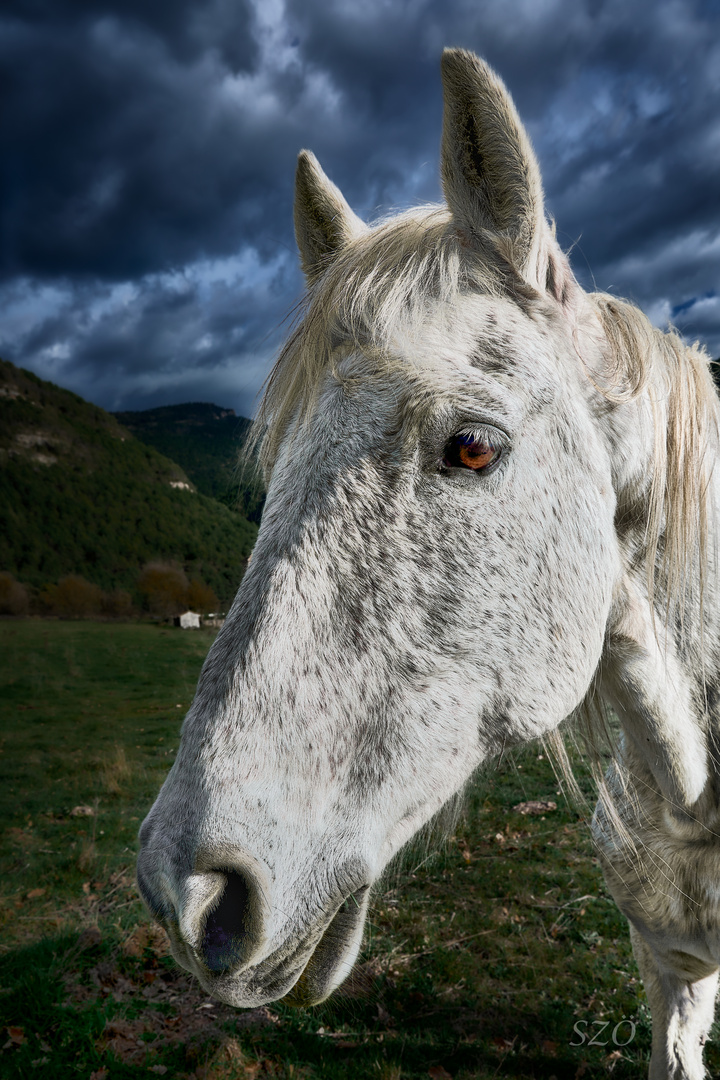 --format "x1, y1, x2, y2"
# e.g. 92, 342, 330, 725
294, 151, 367, 285
440, 49, 546, 286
